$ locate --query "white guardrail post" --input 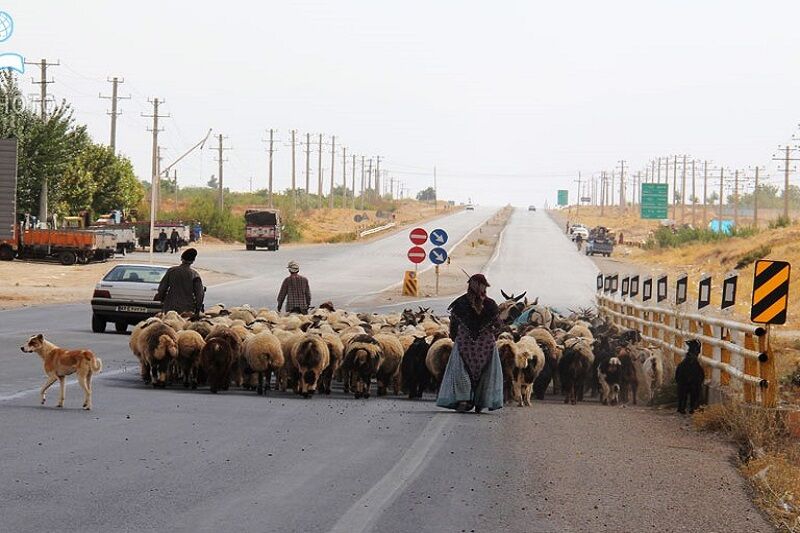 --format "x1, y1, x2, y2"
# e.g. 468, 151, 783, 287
357, 222, 396, 239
